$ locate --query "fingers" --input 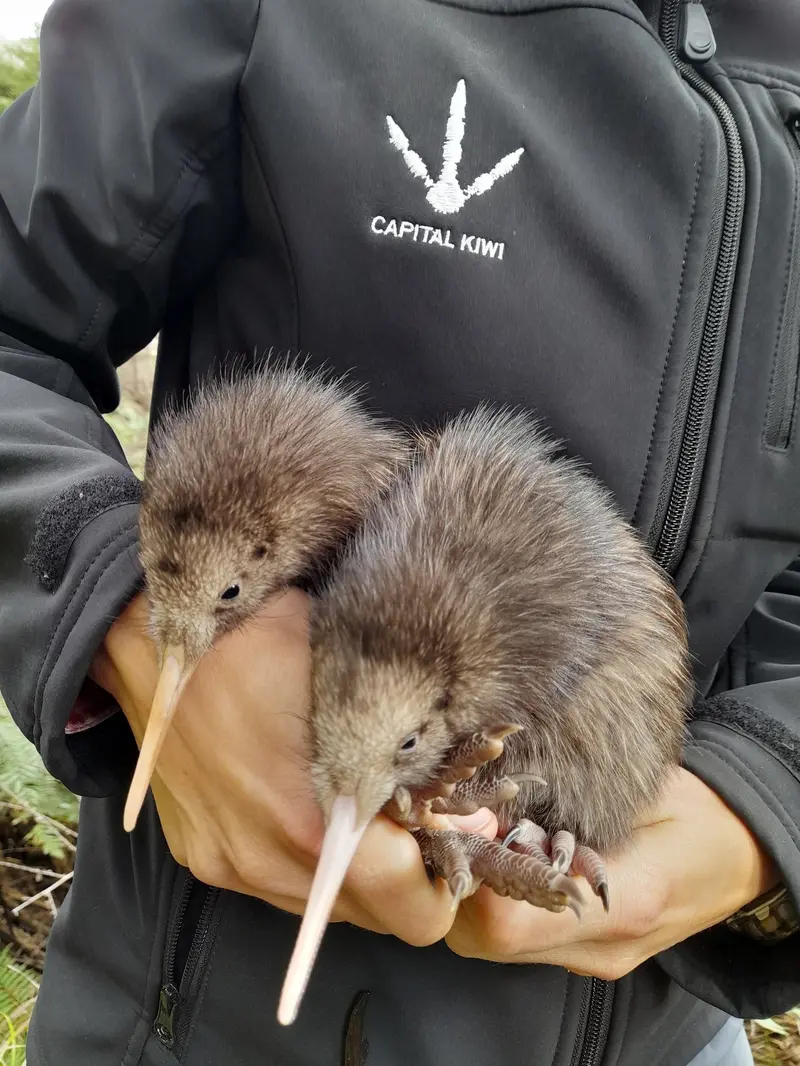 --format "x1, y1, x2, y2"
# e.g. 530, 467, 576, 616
199, 812, 459, 942
444, 821, 668, 963
179, 823, 391, 934
444, 893, 649, 978
445, 809, 499, 838
343, 816, 457, 945
446, 888, 578, 960
445, 792, 721, 973
341, 808, 502, 944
